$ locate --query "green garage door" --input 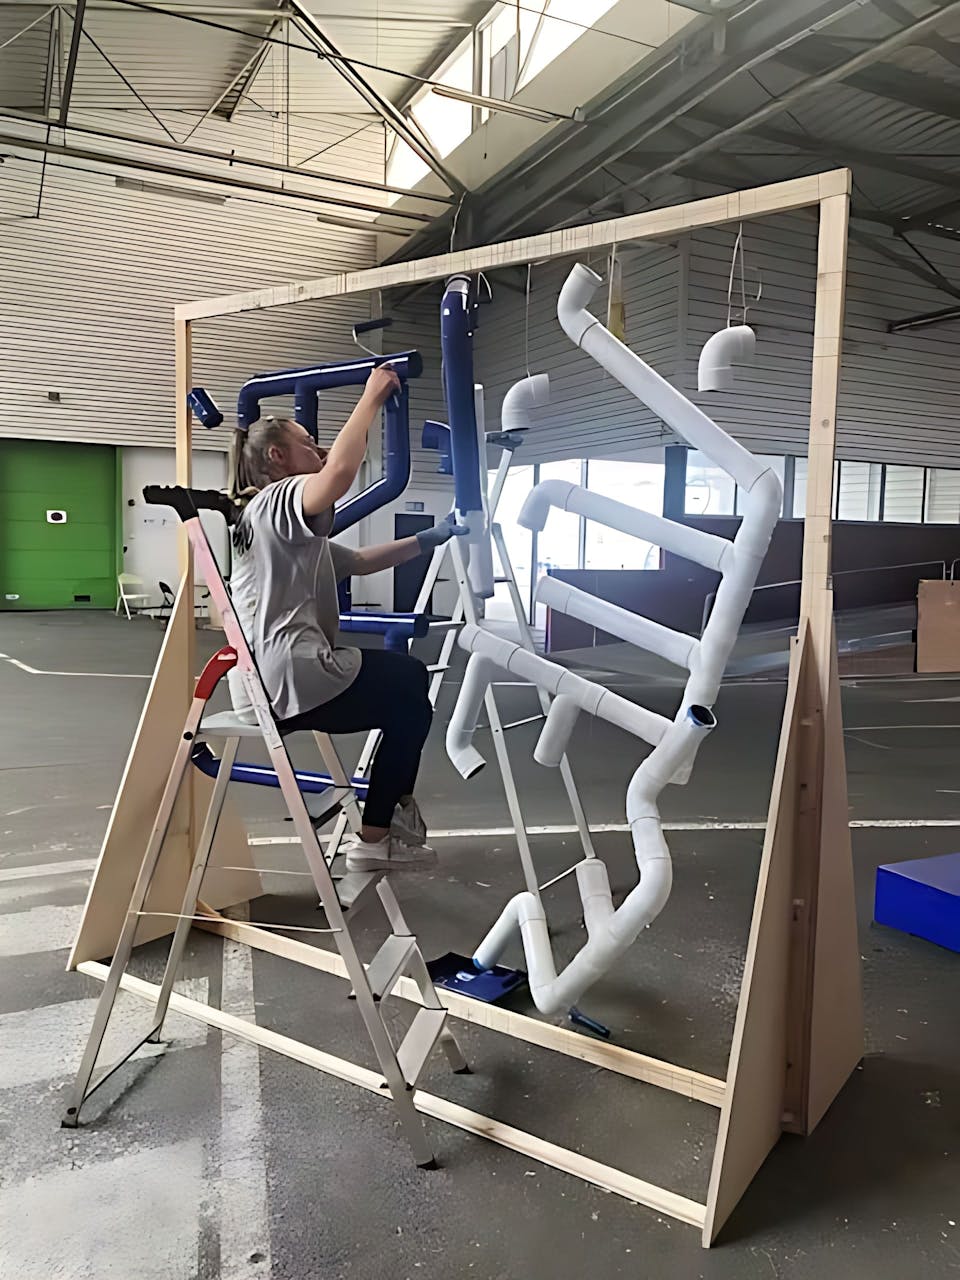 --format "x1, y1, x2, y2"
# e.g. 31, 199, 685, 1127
0, 440, 119, 610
